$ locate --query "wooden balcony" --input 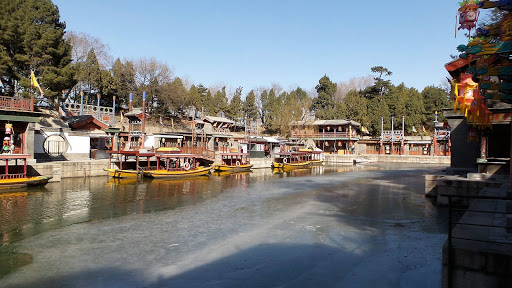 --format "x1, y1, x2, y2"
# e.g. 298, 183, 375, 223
0, 96, 34, 112
291, 131, 359, 139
